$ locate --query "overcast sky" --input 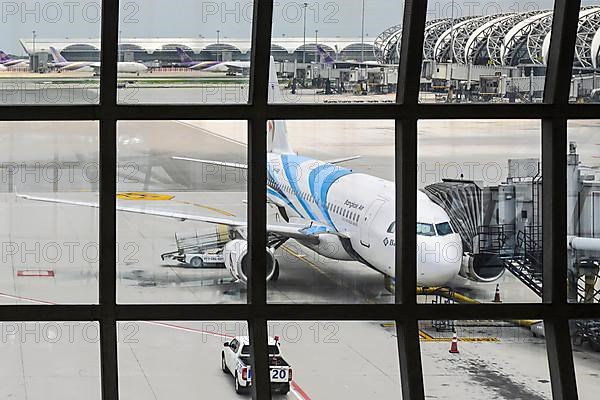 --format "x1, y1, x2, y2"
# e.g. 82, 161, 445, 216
1, 0, 588, 54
